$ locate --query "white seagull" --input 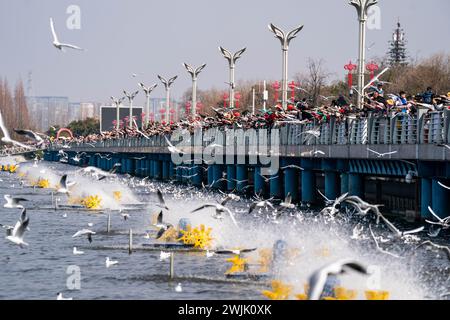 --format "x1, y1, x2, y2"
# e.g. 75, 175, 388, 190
0, 110, 32, 149
438, 181, 450, 190
56, 292, 73, 300
72, 229, 96, 243
367, 148, 398, 158
156, 189, 169, 210
14, 129, 45, 146
73, 247, 84, 255
379, 214, 424, 239
5, 208, 30, 247
3, 195, 28, 209
164, 136, 184, 155
308, 259, 370, 300
57, 174, 75, 195
160, 251, 171, 261
191, 198, 238, 227
50, 18, 84, 52
280, 165, 304, 171
280, 192, 295, 209
105, 257, 118, 268
175, 283, 183, 292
